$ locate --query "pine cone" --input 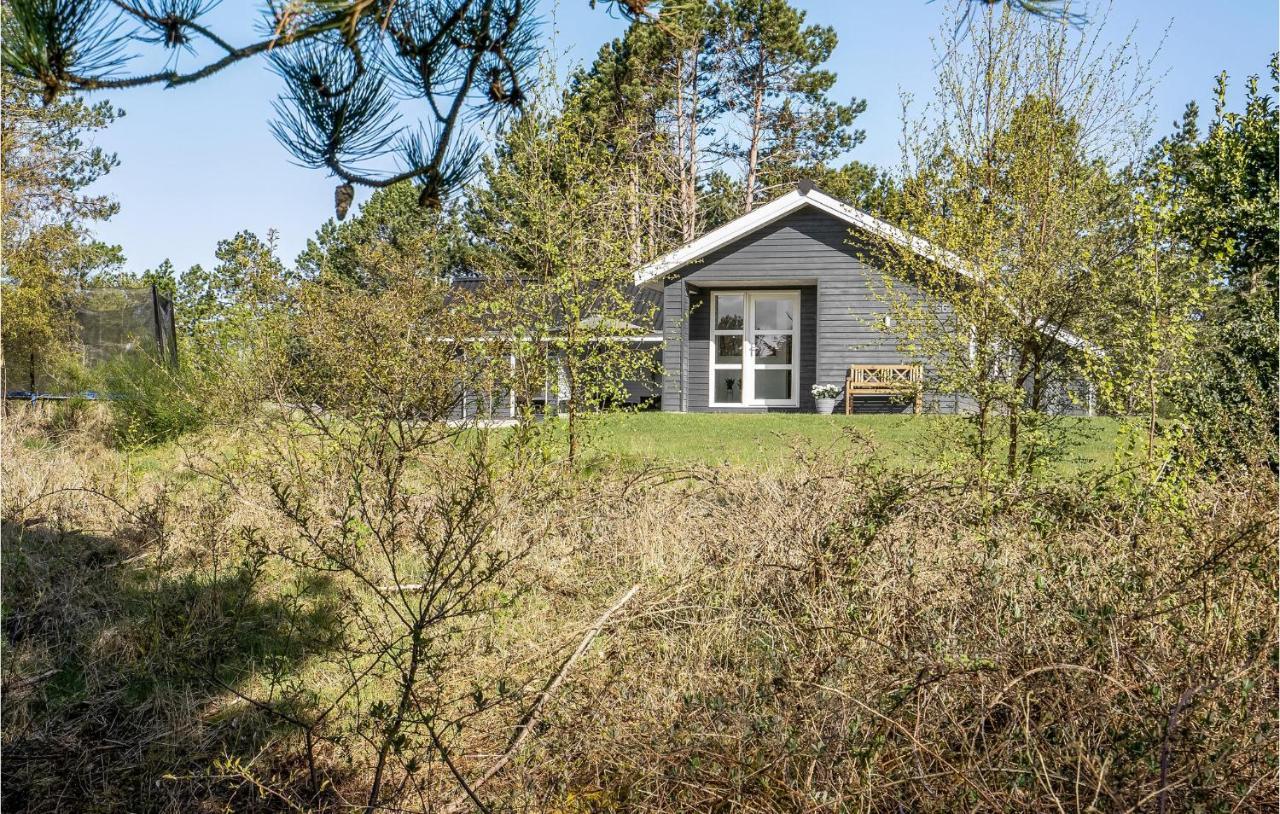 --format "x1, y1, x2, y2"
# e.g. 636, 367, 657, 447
335, 182, 355, 220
